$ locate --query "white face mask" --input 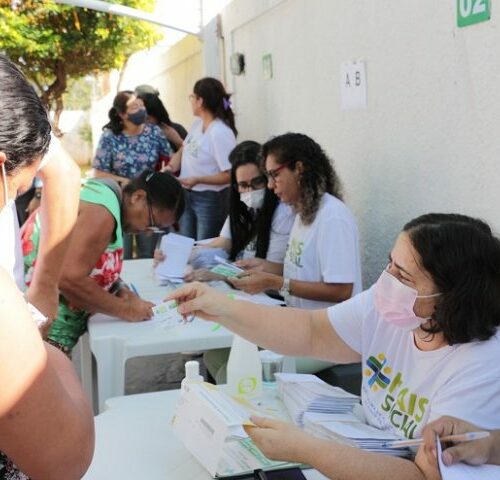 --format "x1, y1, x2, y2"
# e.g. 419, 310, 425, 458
240, 188, 266, 210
